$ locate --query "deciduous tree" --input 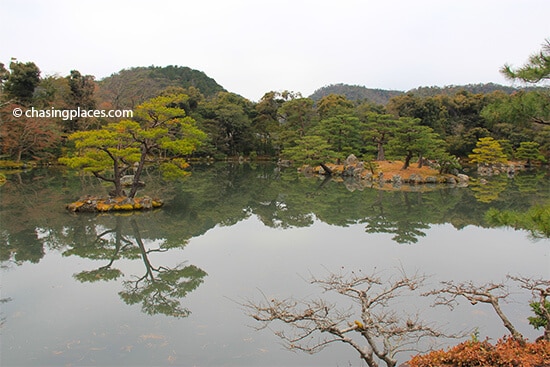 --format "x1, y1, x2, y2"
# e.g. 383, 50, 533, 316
244, 269, 455, 367
0, 103, 61, 161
